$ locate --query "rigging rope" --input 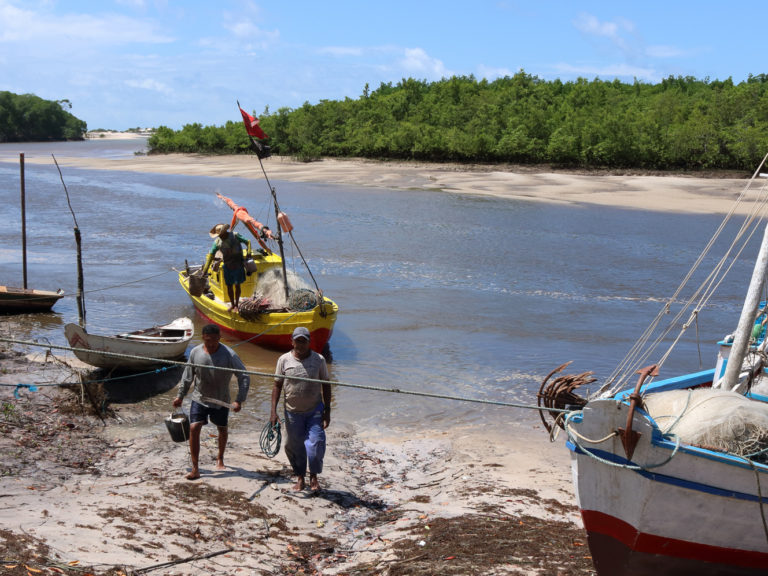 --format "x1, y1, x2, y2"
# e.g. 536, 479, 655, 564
599, 154, 768, 397
0, 336, 568, 414
53, 268, 178, 300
